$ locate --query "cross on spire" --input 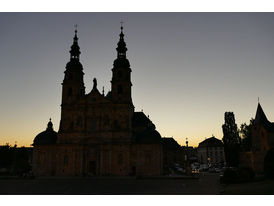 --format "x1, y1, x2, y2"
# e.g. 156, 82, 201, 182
74, 24, 78, 37
120, 20, 124, 31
